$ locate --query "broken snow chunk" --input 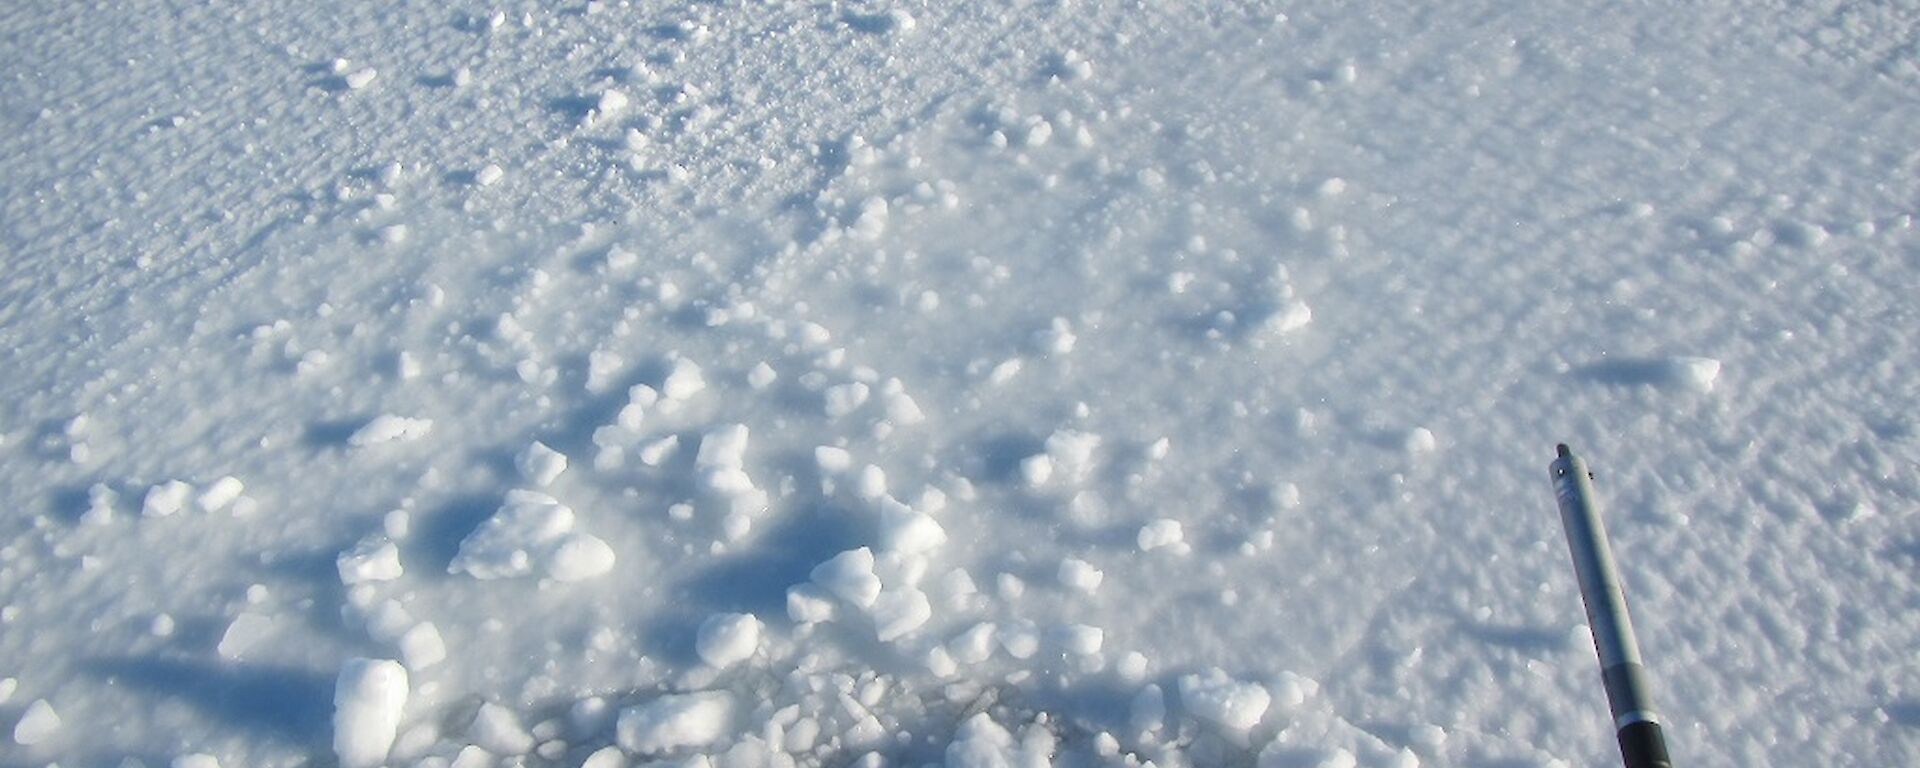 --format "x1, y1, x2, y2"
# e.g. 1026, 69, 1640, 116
1670, 356, 1721, 393
850, 196, 890, 241
471, 702, 535, 756
1178, 668, 1271, 732
82, 483, 117, 525
696, 613, 762, 668
787, 583, 838, 624
338, 536, 404, 585
197, 476, 245, 512
1138, 519, 1188, 553
950, 622, 997, 664
349, 415, 433, 447
398, 622, 447, 669
516, 441, 569, 487
616, 692, 734, 755
815, 445, 854, 474
1045, 430, 1101, 484
883, 388, 925, 425
12, 698, 59, 746
998, 622, 1040, 659
824, 382, 871, 418
855, 464, 888, 500
1404, 427, 1437, 454
1058, 624, 1104, 655
143, 480, 193, 517
661, 357, 706, 400
450, 491, 612, 581
548, 533, 617, 581
696, 424, 750, 471
871, 588, 932, 642
946, 713, 1019, 768
333, 658, 408, 768
344, 68, 378, 90
1019, 454, 1054, 487
1270, 670, 1321, 710
595, 88, 630, 115
1057, 557, 1103, 593
475, 164, 505, 187
877, 498, 946, 555
218, 612, 275, 659
587, 350, 625, 393
747, 361, 778, 389
637, 434, 679, 466
1263, 300, 1313, 335
810, 547, 882, 608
